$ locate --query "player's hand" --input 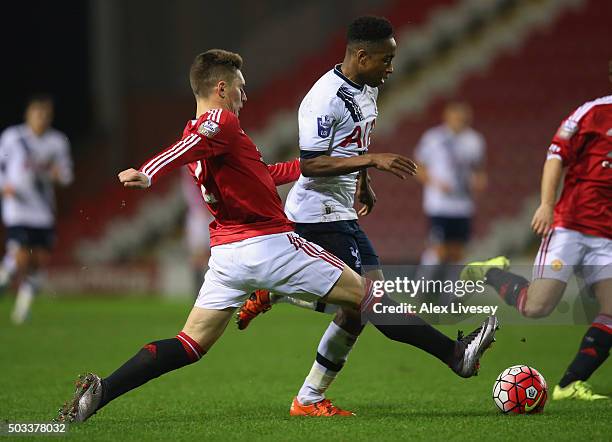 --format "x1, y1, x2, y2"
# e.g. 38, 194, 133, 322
371, 153, 418, 179
118, 168, 150, 189
357, 180, 377, 216
2, 185, 16, 198
435, 179, 453, 194
49, 165, 63, 183
531, 203, 554, 236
